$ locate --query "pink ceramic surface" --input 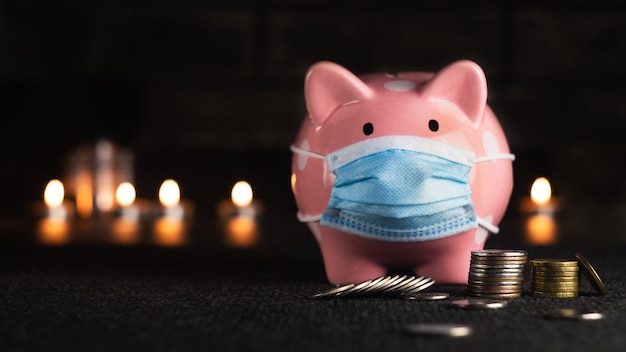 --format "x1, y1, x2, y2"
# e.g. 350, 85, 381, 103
291, 60, 513, 284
